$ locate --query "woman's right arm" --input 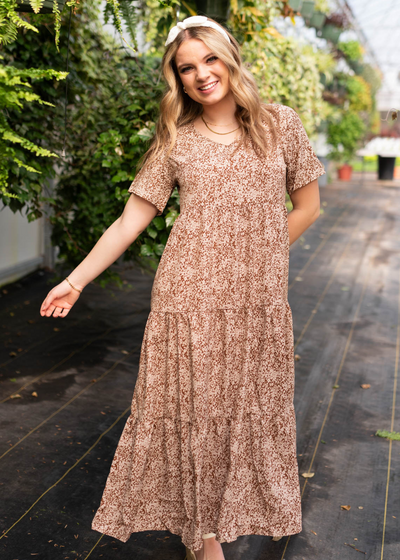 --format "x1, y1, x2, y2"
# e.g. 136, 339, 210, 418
40, 193, 159, 318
